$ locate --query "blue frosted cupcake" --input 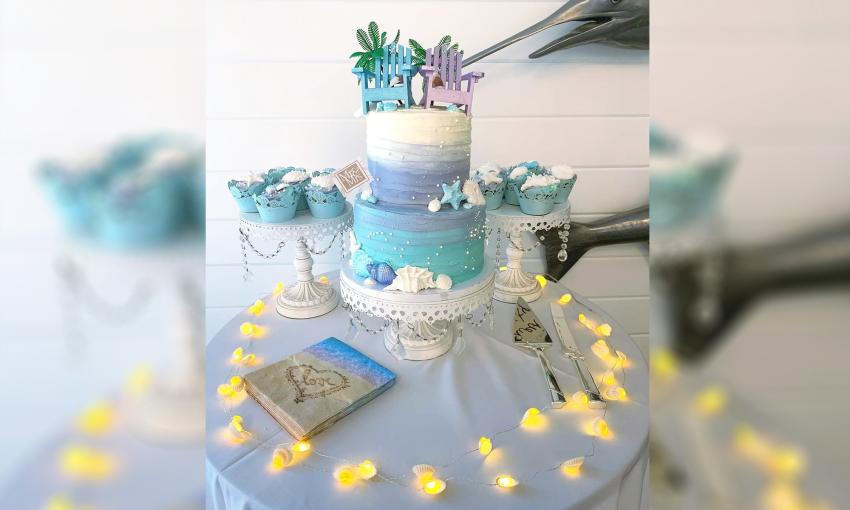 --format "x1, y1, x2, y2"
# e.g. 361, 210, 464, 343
504, 165, 531, 206
254, 182, 299, 222
305, 172, 345, 218
473, 163, 506, 210
96, 173, 182, 247
517, 175, 560, 215
228, 172, 266, 213
278, 169, 310, 210
547, 164, 578, 204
